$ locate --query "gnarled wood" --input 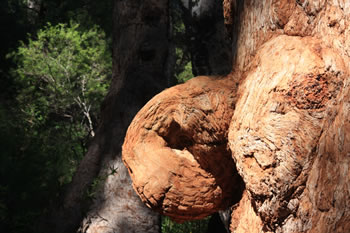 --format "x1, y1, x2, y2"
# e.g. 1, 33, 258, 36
123, 76, 244, 222
123, 1, 350, 232
225, 1, 350, 232
229, 34, 348, 232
